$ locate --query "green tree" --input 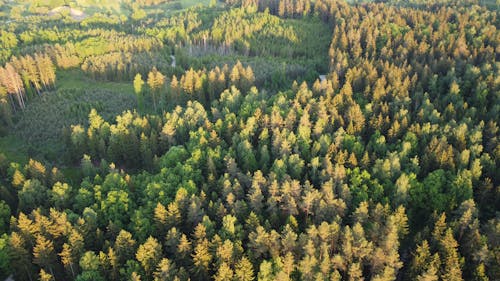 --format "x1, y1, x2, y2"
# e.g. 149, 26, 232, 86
0, 235, 10, 279
0, 201, 10, 234
49, 182, 72, 209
